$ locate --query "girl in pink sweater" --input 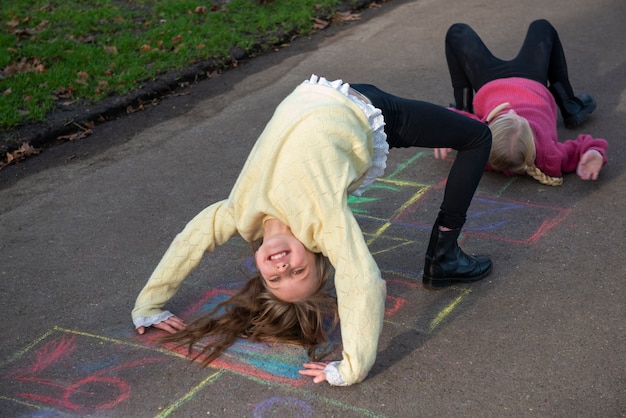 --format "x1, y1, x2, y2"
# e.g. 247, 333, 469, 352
439, 20, 607, 186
